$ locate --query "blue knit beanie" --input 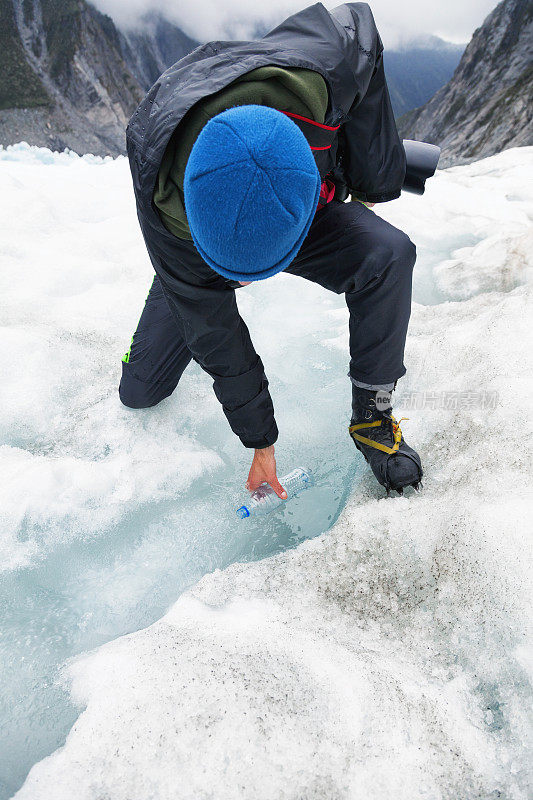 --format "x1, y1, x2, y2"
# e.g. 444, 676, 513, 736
184, 104, 321, 281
